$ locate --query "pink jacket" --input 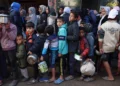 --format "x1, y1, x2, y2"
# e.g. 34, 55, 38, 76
0, 23, 17, 51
